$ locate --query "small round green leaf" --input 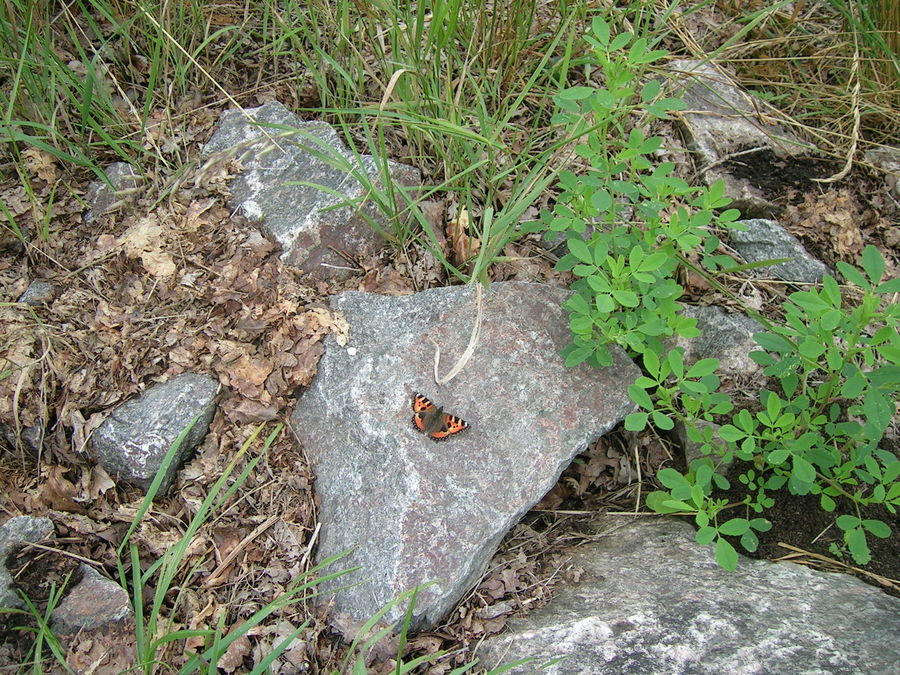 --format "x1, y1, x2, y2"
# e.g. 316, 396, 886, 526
862, 519, 891, 538
696, 526, 716, 545
718, 518, 750, 536
836, 514, 861, 530
624, 412, 649, 431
